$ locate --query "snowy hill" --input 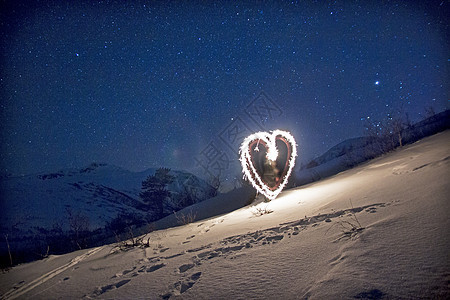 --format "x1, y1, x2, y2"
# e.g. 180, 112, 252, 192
0, 163, 215, 229
1, 130, 448, 299
295, 110, 450, 186
0, 163, 216, 265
